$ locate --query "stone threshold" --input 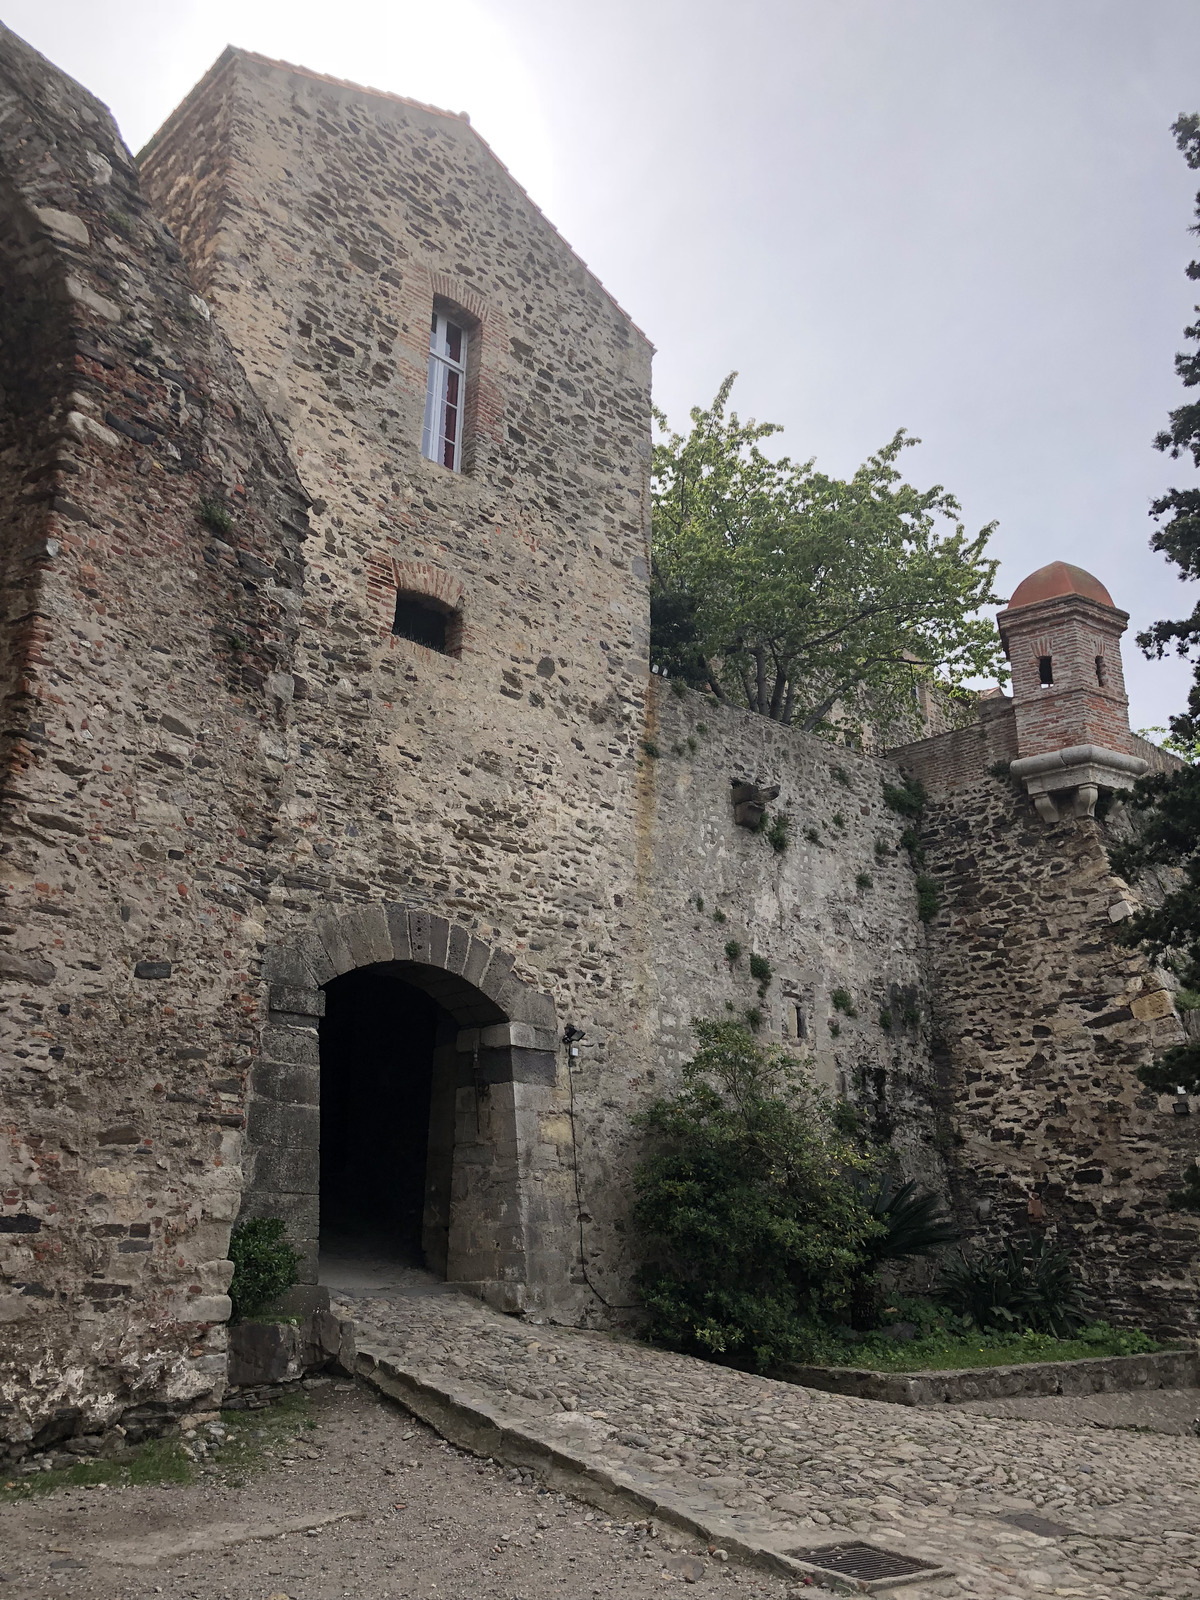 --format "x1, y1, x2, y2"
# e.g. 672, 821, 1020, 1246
775, 1348, 1200, 1407
351, 1338, 955, 1595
